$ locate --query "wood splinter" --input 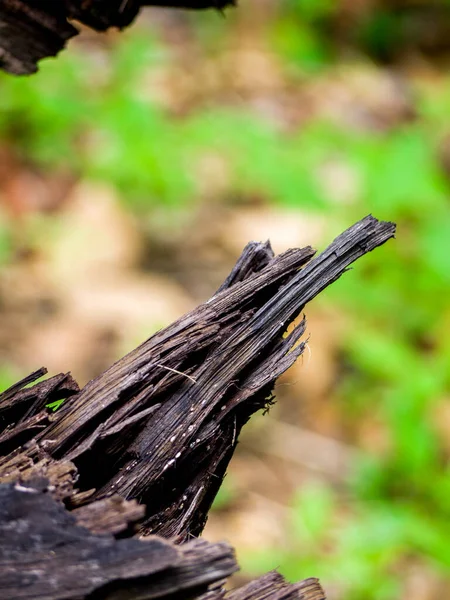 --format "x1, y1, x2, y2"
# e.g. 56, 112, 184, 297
0, 215, 395, 600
